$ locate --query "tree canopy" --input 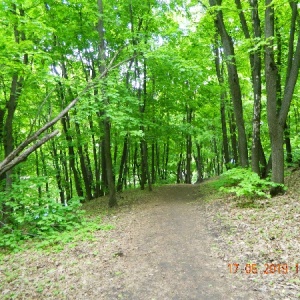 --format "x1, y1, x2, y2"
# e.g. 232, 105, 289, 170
1, 0, 300, 245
